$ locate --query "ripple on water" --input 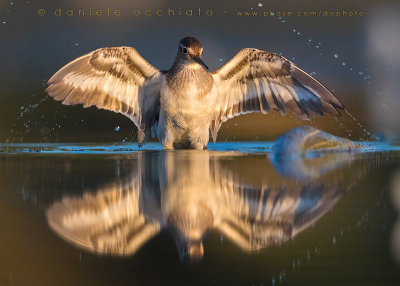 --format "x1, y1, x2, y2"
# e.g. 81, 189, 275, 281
0, 141, 398, 155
